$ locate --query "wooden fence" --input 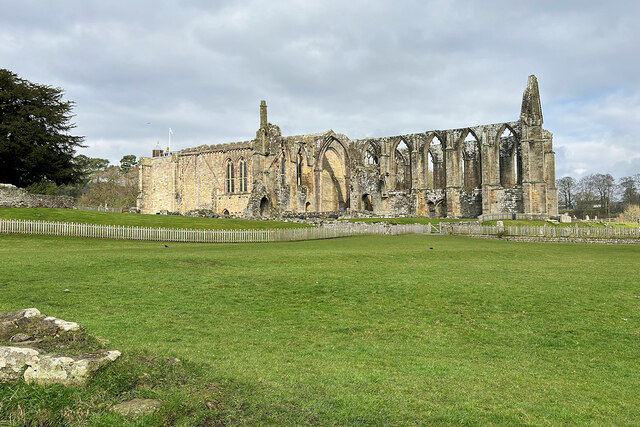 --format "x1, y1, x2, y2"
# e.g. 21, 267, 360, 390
440, 223, 640, 239
0, 219, 435, 243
